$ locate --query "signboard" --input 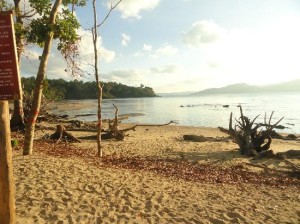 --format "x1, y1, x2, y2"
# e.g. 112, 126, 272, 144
0, 11, 21, 100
